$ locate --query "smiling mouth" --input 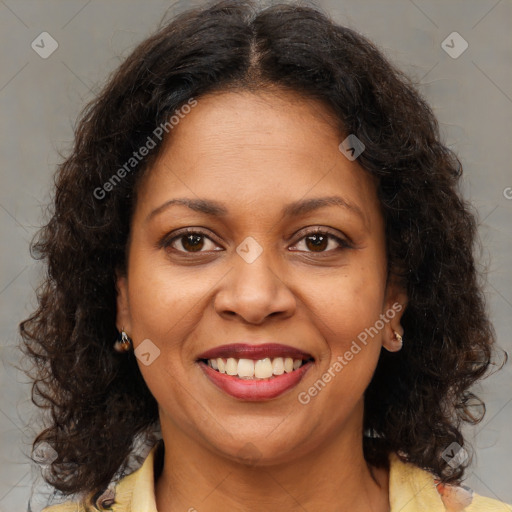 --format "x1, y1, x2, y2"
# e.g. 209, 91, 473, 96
196, 343, 315, 400
199, 356, 314, 380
